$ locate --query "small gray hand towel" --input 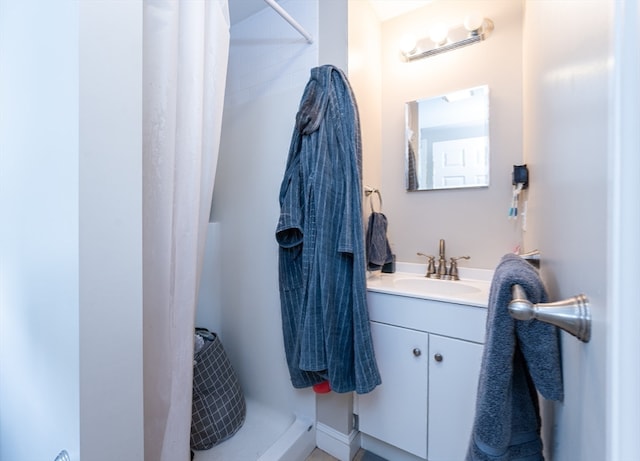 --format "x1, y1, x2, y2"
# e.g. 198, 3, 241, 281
467, 253, 563, 461
365, 211, 393, 270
